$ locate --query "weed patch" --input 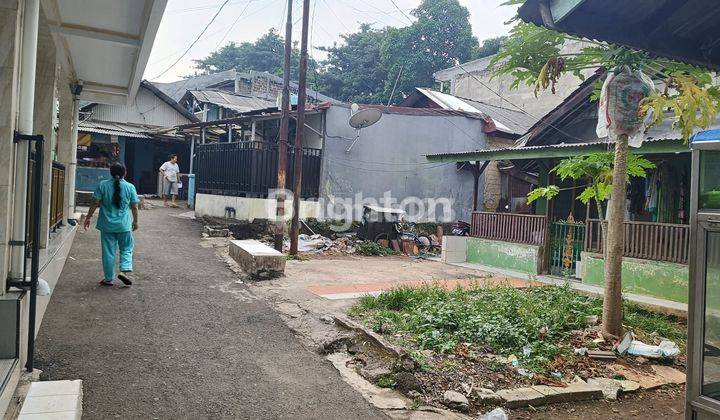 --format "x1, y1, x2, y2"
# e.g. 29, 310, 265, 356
355, 240, 399, 256
351, 284, 686, 371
